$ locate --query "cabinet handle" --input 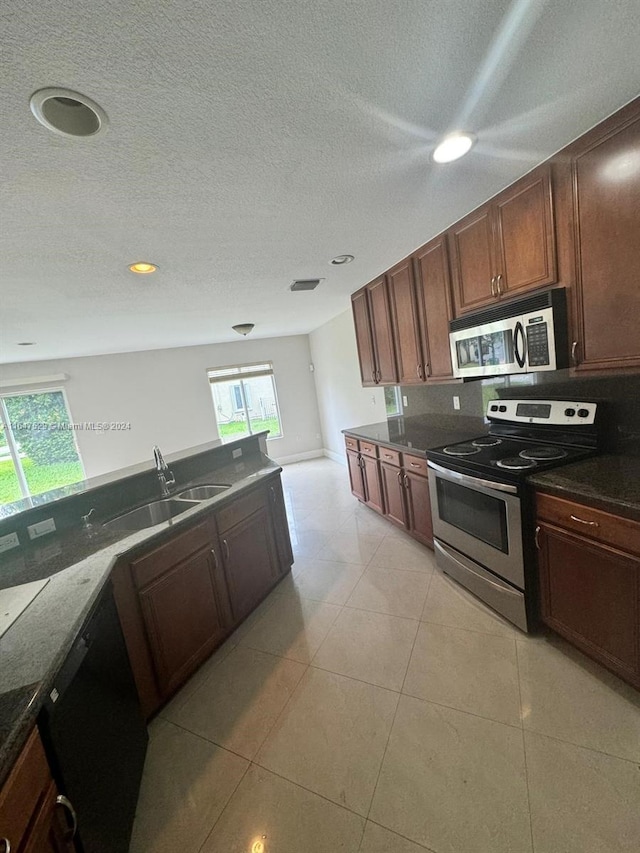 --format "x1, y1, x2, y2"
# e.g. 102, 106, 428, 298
569, 514, 599, 527
403, 475, 409, 488
571, 341, 579, 366
56, 795, 78, 840
0, 838, 10, 852
397, 470, 403, 485
409, 462, 421, 468
497, 274, 503, 294
383, 453, 393, 459
416, 363, 422, 379
210, 548, 218, 569
491, 276, 496, 296
222, 538, 230, 560
535, 525, 541, 550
